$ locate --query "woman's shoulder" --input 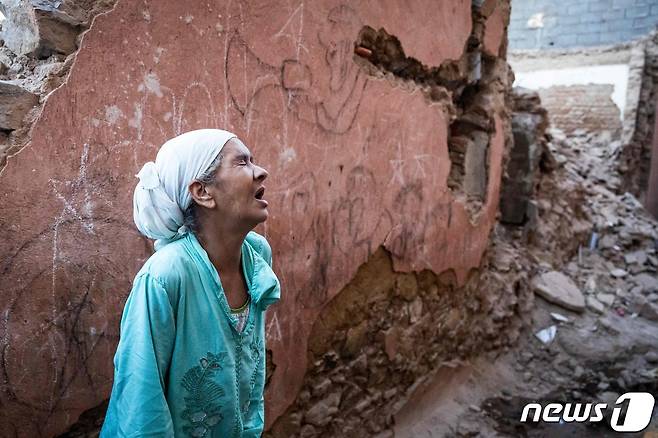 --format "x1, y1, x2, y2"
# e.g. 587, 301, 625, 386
135, 238, 197, 289
245, 231, 272, 266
